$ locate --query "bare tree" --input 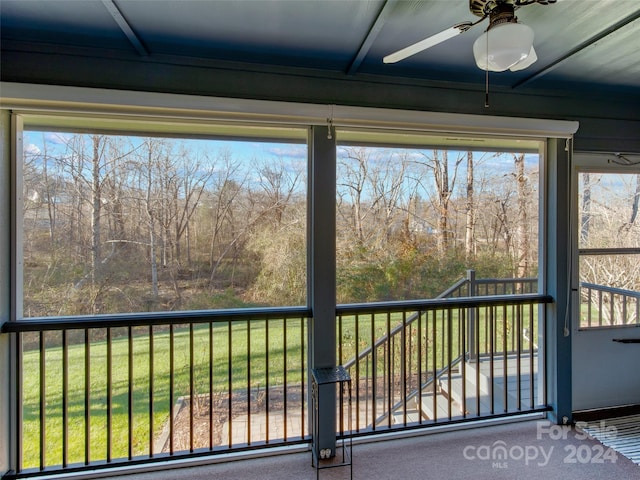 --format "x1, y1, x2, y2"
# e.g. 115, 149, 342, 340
208, 150, 247, 286
515, 154, 530, 277
620, 173, 640, 232
174, 150, 213, 265
338, 147, 369, 246
414, 150, 465, 254
465, 151, 475, 260
581, 172, 592, 243
130, 138, 175, 299
254, 158, 302, 227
